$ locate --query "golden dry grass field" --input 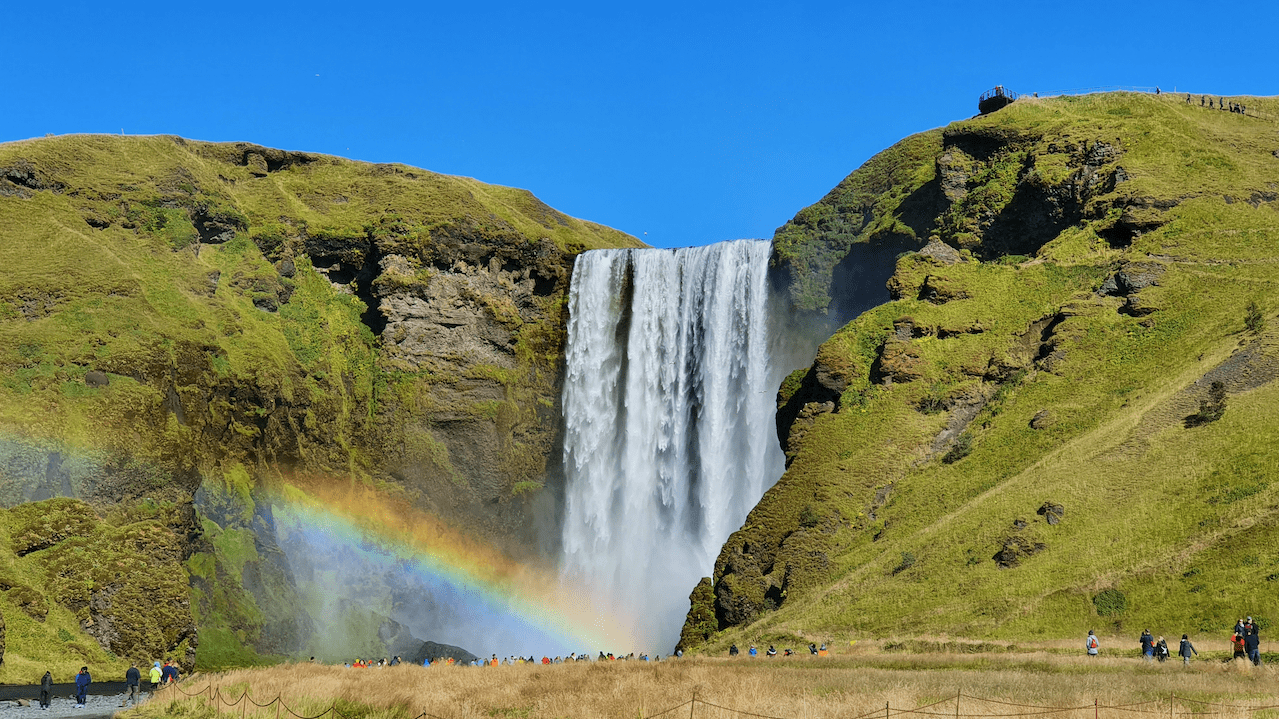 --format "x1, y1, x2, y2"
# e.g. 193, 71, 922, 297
123, 643, 1279, 719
